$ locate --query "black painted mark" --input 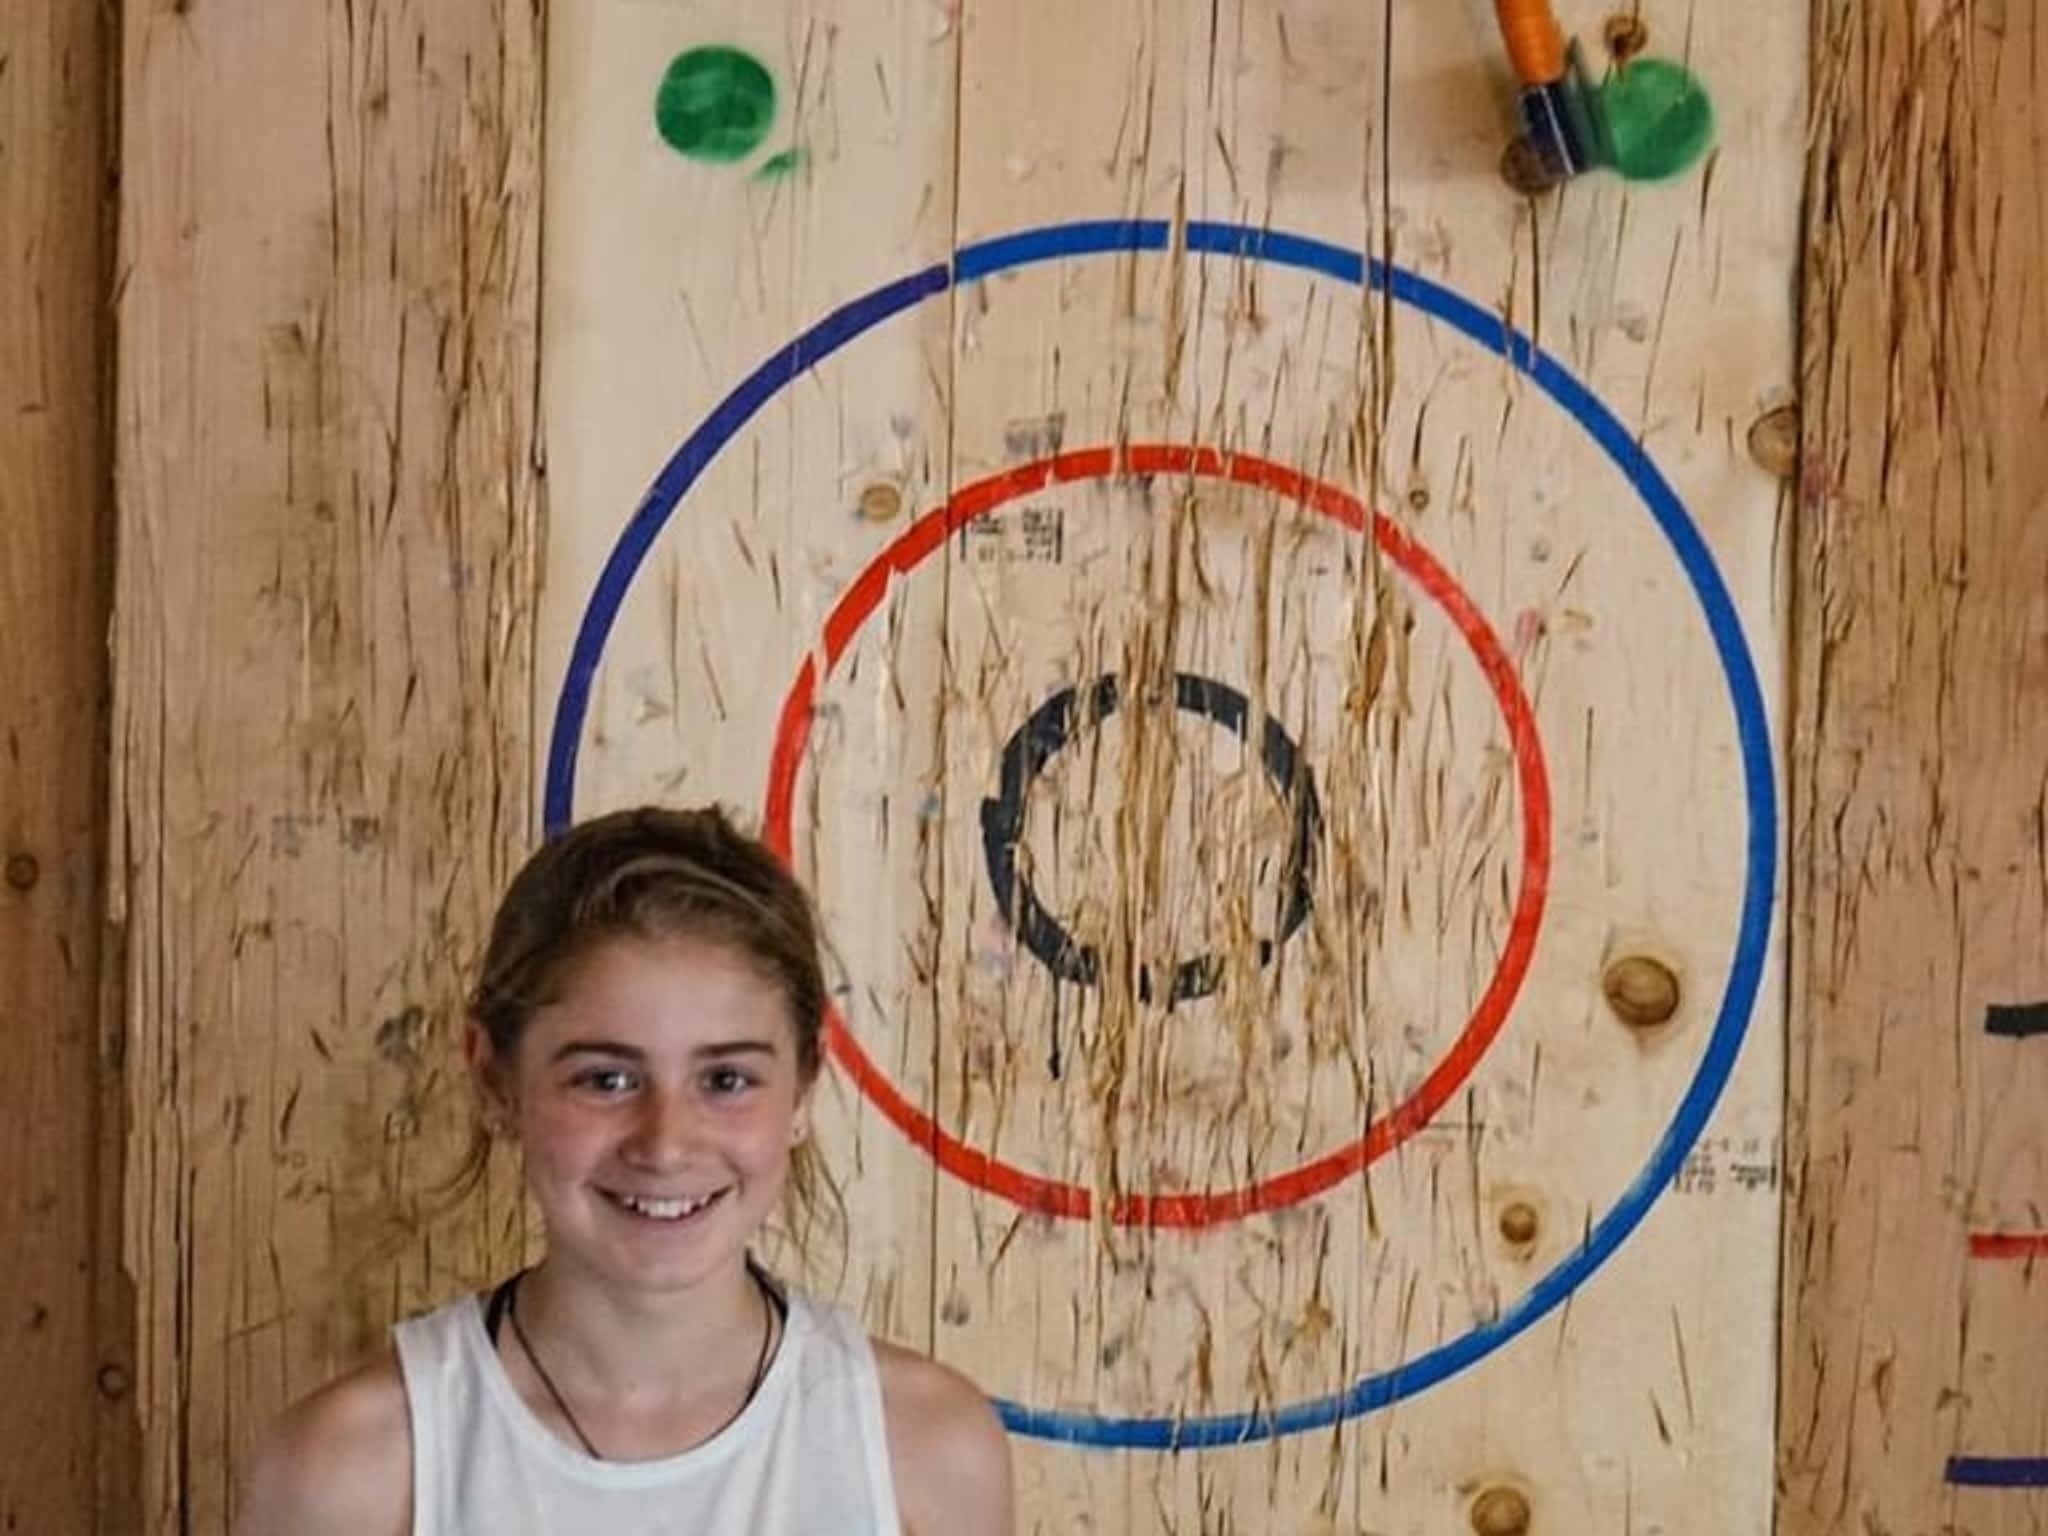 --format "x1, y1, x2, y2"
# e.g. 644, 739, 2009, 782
979, 672, 1322, 1009
1985, 1001, 2048, 1039
964, 503, 1065, 566
1002, 412, 1066, 460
